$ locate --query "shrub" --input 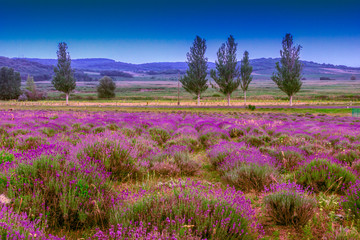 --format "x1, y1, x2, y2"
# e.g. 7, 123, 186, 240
0, 67, 21, 100
106, 123, 119, 131
77, 138, 142, 181
272, 148, 305, 172
148, 127, 171, 146
335, 151, 359, 166
247, 104, 256, 111
18, 93, 28, 101
246, 135, 266, 147
166, 136, 201, 152
207, 142, 246, 168
0, 150, 14, 165
229, 127, 245, 138
0, 155, 115, 230
17, 136, 47, 151
0, 205, 63, 239
110, 181, 261, 239
199, 132, 229, 149
173, 151, 199, 176
149, 150, 199, 177
97, 76, 116, 99
150, 161, 180, 177
263, 182, 316, 226
42, 127, 58, 137
223, 163, 277, 192
295, 159, 357, 194
341, 180, 360, 219
350, 75, 356, 80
